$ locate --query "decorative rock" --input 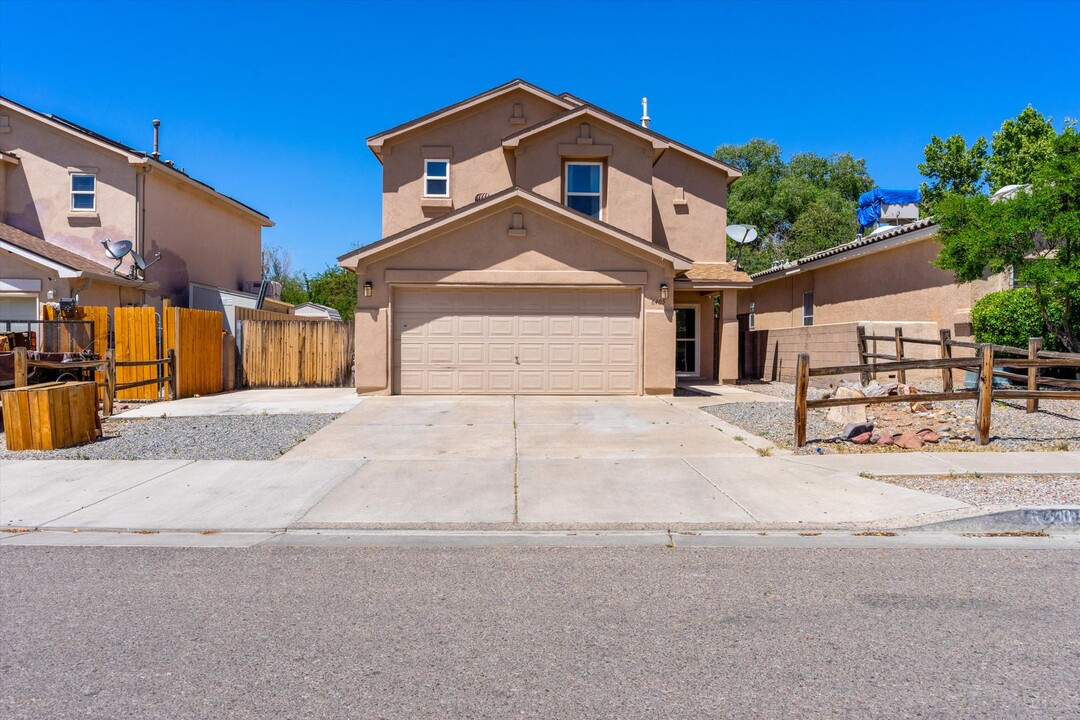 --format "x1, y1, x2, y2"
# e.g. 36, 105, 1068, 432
826, 387, 867, 426
852, 432, 873, 444
916, 429, 940, 443
842, 422, 875, 440
893, 432, 925, 450
874, 434, 894, 446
